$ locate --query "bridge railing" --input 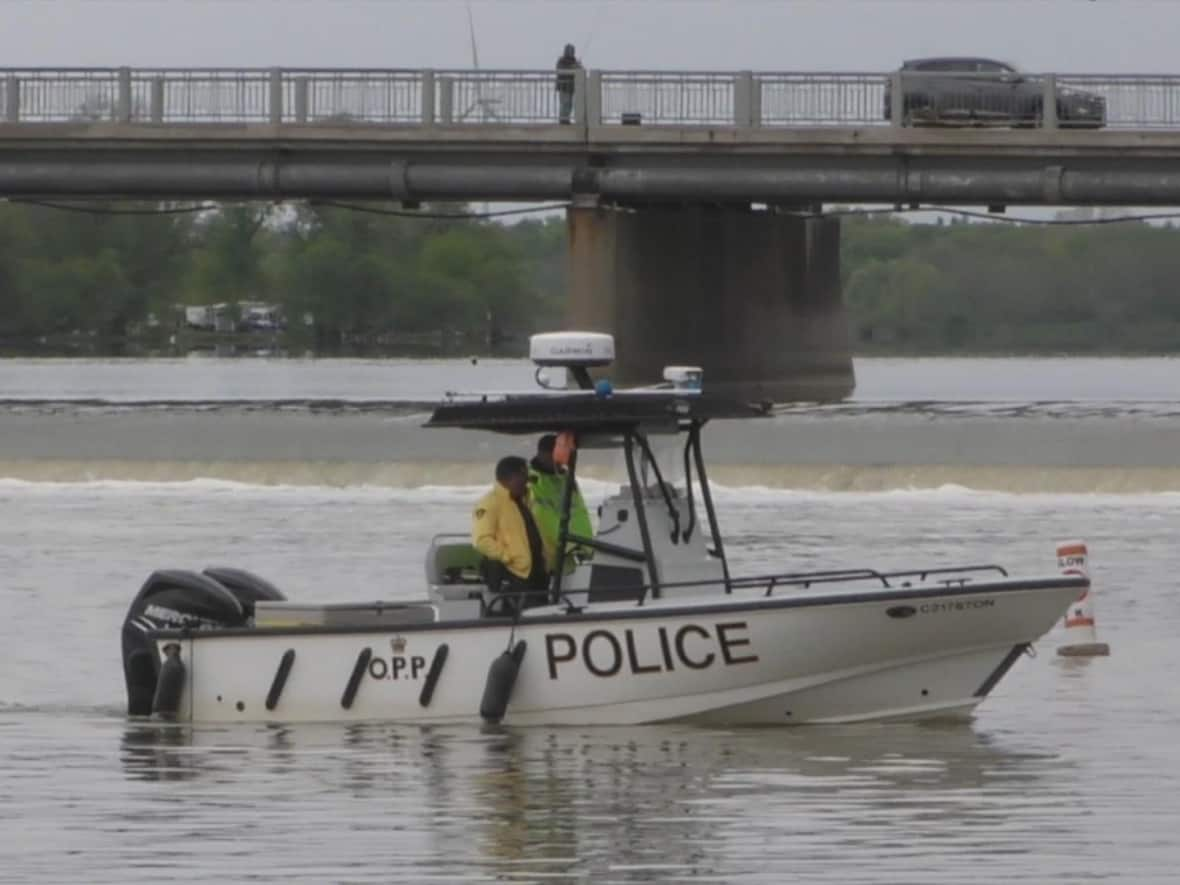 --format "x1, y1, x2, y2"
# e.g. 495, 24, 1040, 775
148, 69, 273, 122
295, 70, 422, 123
1, 69, 121, 122
436, 70, 560, 124
3, 67, 1180, 130
1056, 74, 1180, 129
598, 71, 737, 125
758, 73, 887, 126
